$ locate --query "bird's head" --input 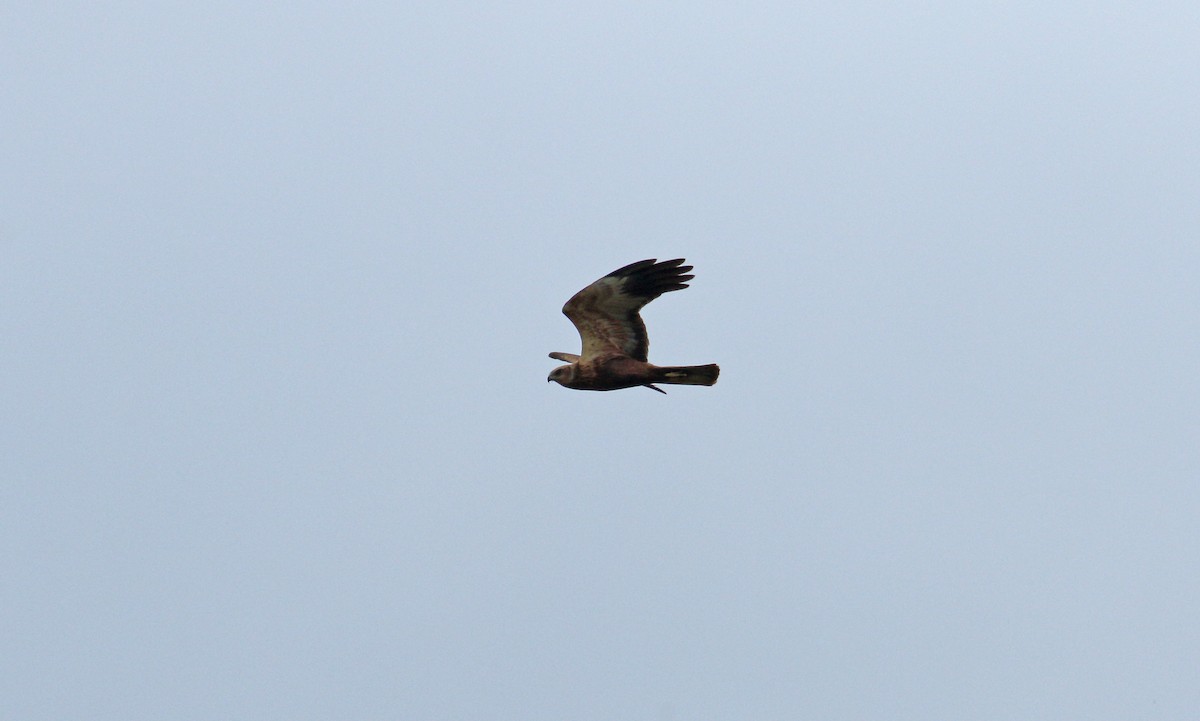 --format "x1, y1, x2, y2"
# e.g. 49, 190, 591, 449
547, 365, 574, 387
